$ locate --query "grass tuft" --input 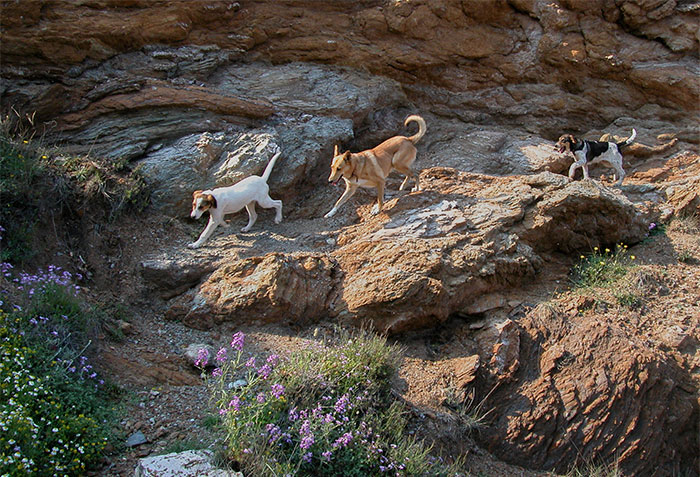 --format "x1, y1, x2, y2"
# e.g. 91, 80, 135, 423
570, 244, 636, 289
0, 119, 150, 264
